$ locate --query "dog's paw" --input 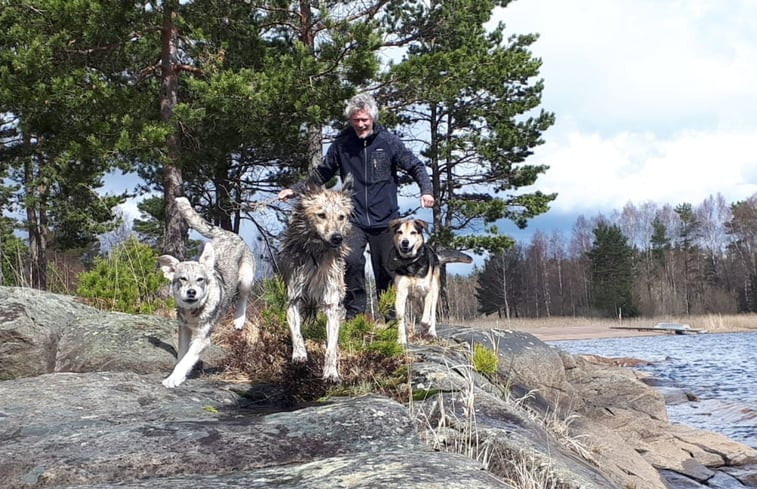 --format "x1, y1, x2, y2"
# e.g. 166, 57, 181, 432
420, 322, 437, 337
233, 317, 246, 330
291, 345, 308, 363
322, 369, 341, 383
162, 375, 185, 388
